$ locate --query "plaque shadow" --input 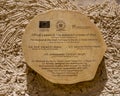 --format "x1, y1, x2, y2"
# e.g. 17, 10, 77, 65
27, 57, 108, 96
